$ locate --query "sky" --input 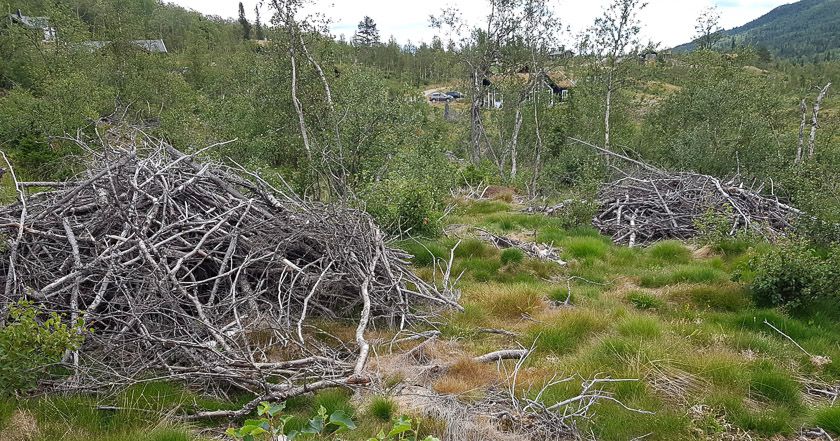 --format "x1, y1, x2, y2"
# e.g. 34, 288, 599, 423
166, 0, 794, 48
